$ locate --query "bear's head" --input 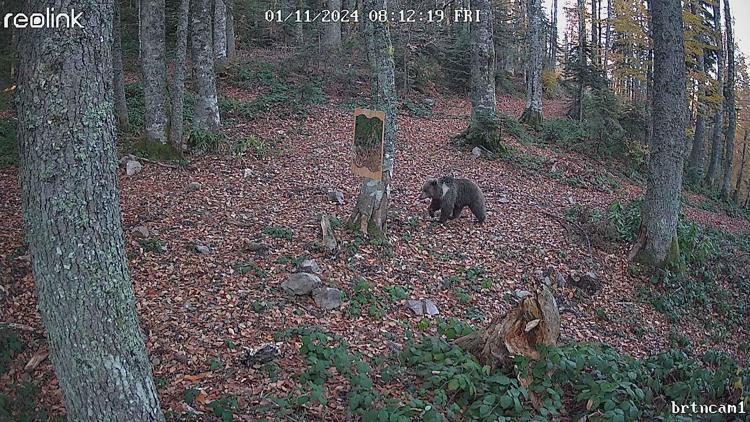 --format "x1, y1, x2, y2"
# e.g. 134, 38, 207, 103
419, 178, 441, 200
